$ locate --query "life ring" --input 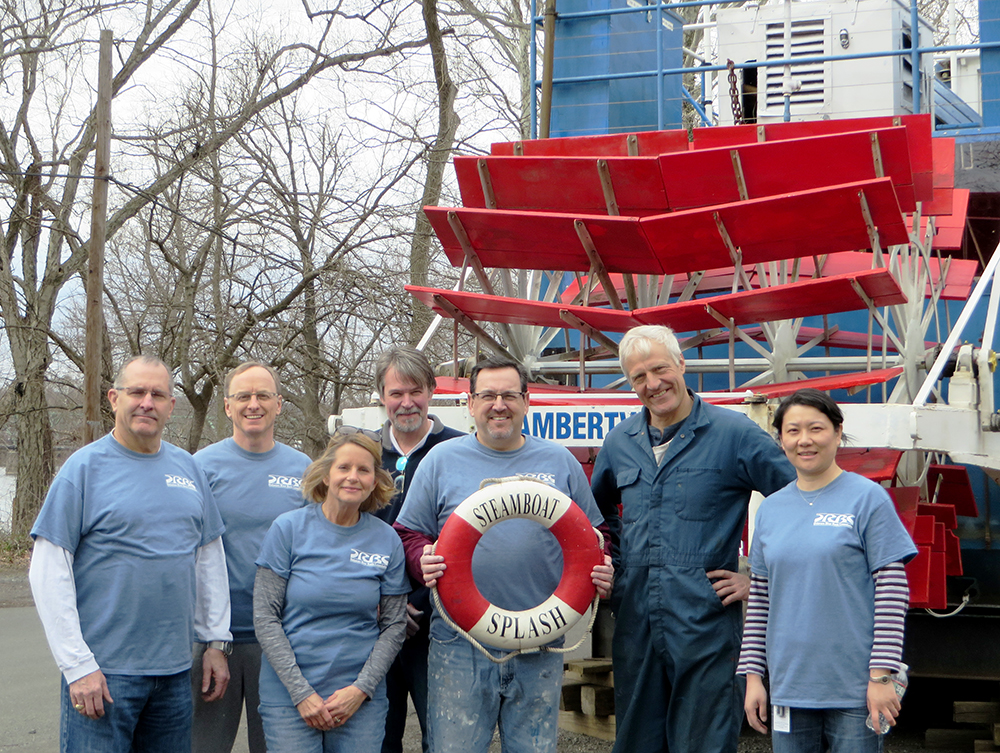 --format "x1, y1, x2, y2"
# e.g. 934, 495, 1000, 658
434, 477, 603, 650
